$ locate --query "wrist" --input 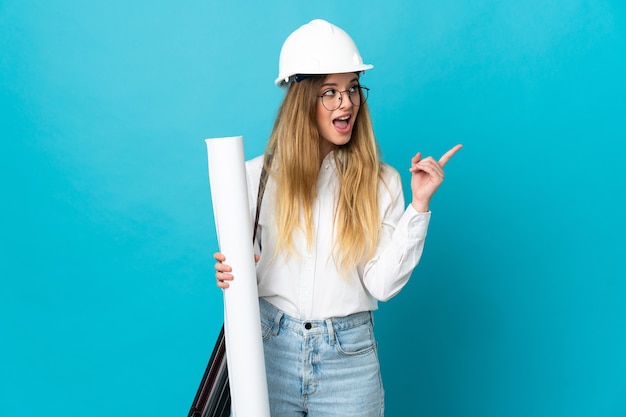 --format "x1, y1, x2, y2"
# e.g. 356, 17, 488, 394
411, 200, 430, 213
